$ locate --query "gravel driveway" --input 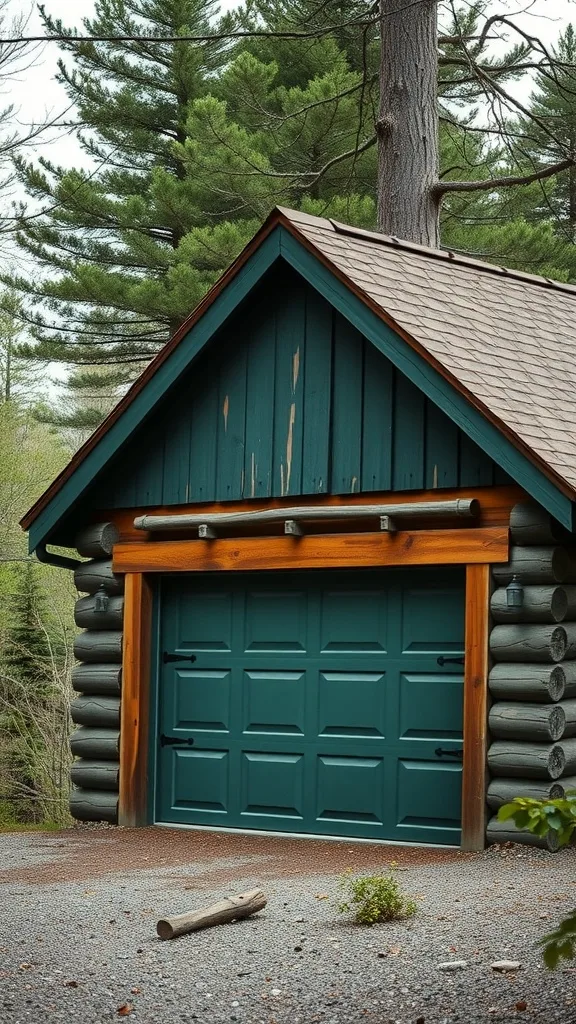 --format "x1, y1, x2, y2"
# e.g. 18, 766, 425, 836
1, 826, 575, 1023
